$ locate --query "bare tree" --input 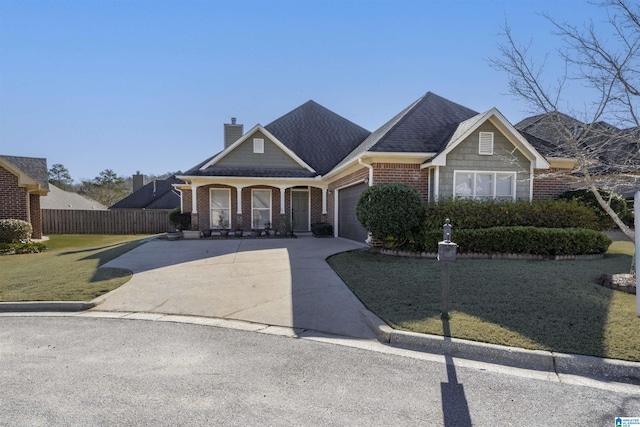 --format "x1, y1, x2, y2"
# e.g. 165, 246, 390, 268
490, 0, 639, 242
